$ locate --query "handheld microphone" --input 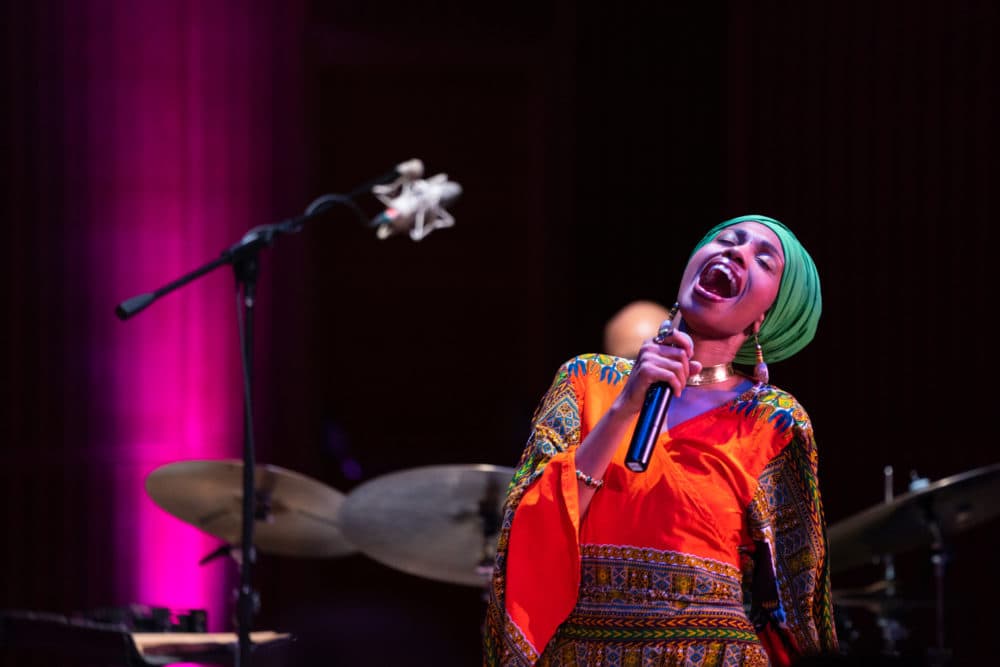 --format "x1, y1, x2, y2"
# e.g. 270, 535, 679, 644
624, 313, 685, 472
370, 173, 462, 241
